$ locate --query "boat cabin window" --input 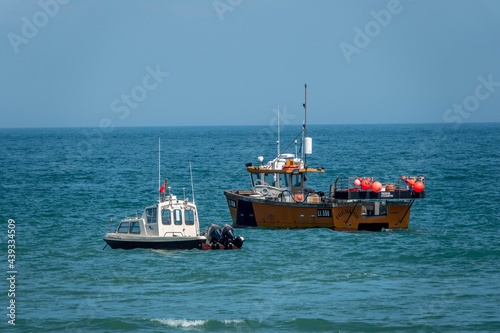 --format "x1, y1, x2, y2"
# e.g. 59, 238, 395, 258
173, 209, 182, 225
251, 173, 262, 186
117, 222, 129, 233
252, 173, 278, 187
185, 210, 194, 225
130, 222, 141, 234
292, 174, 302, 188
161, 209, 171, 225
146, 208, 157, 224
264, 173, 276, 187
278, 173, 289, 188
